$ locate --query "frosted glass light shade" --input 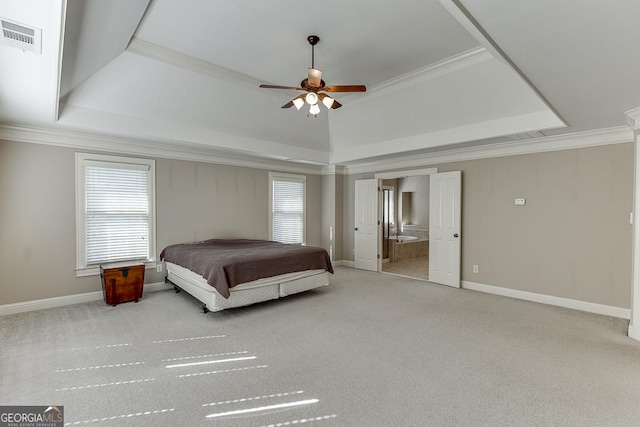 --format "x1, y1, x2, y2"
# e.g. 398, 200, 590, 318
309, 104, 321, 115
305, 92, 318, 105
322, 95, 334, 109
292, 97, 304, 110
